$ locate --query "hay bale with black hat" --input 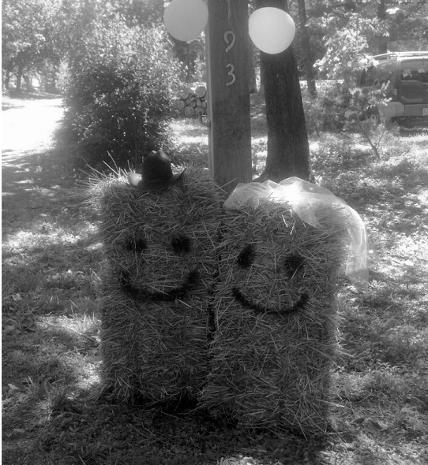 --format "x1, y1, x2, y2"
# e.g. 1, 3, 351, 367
89, 150, 224, 404
200, 178, 367, 435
